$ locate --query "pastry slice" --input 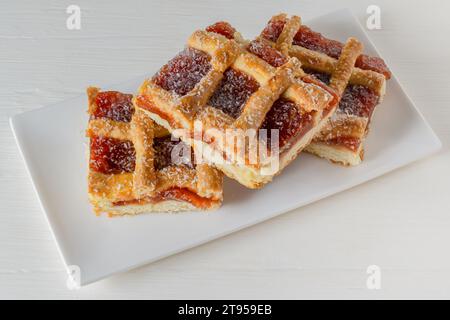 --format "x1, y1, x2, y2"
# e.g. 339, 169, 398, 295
86, 87, 222, 216
260, 14, 392, 165
135, 22, 362, 188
